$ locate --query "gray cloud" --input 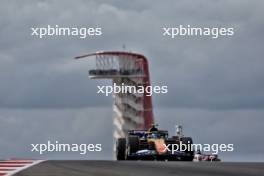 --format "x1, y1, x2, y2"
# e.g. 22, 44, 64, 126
0, 107, 263, 161
0, 0, 264, 161
0, 108, 113, 160
0, 0, 263, 109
